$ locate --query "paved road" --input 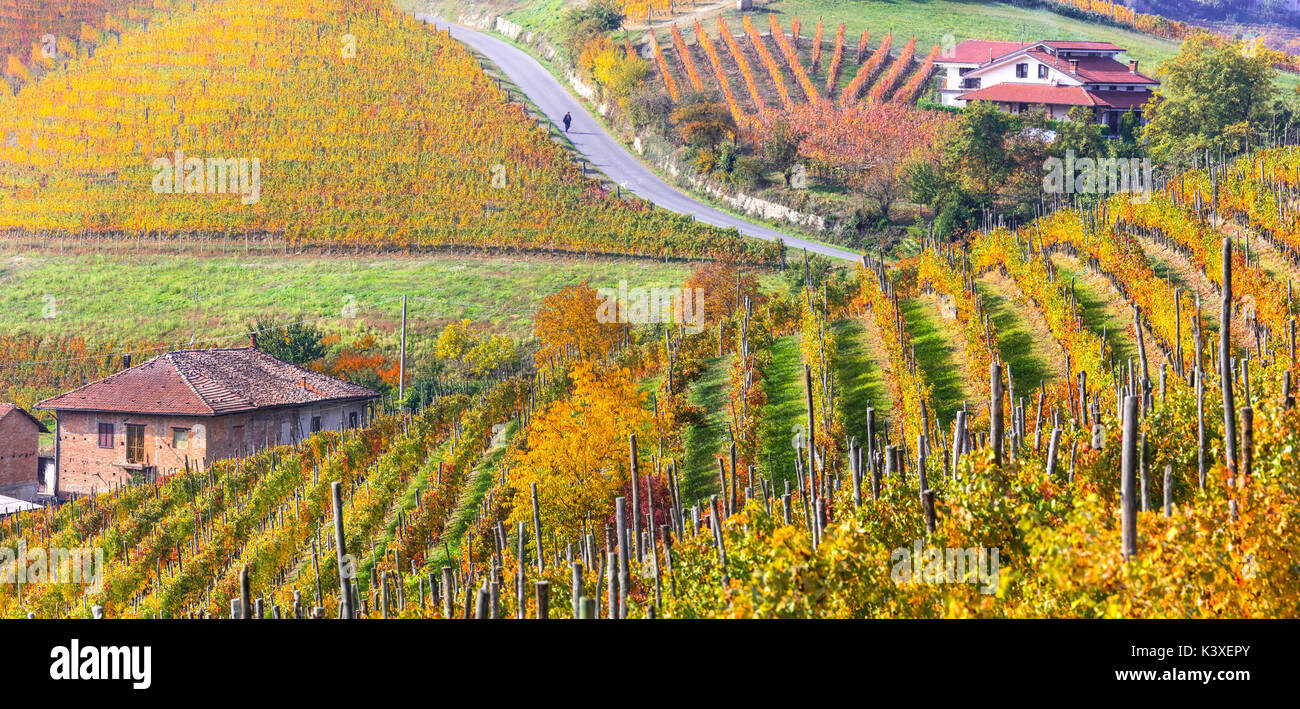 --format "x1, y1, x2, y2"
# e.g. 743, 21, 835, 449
417, 15, 860, 262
